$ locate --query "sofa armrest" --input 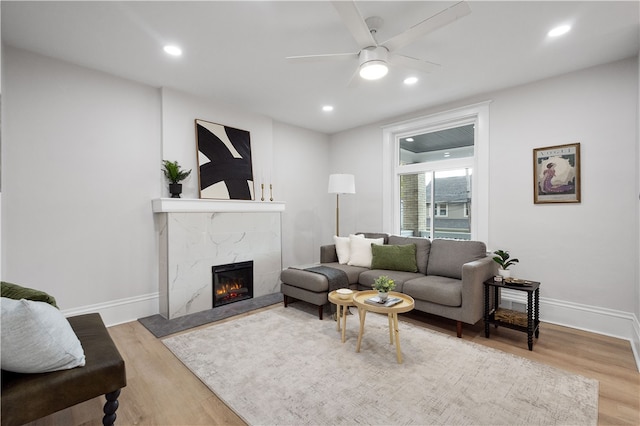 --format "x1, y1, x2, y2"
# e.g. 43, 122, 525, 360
320, 244, 338, 263
460, 256, 498, 324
